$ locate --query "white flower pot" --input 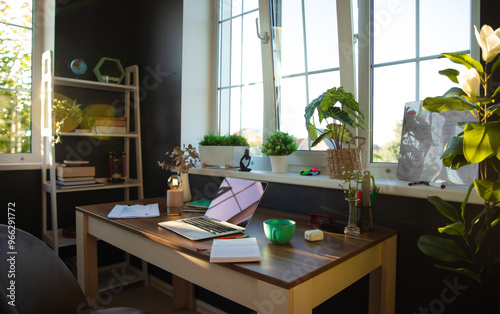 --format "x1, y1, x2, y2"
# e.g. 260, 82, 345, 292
199, 146, 249, 169
270, 156, 288, 173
